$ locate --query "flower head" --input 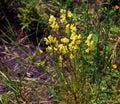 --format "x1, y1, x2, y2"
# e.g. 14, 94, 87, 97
70, 53, 74, 59
58, 44, 68, 55
46, 46, 53, 52
85, 34, 94, 53
44, 35, 58, 45
112, 64, 117, 69
114, 5, 119, 10
60, 9, 66, 16
49, 15, 56, 24
59, 55, 63, 62
65, 24, 70, 34
70, 32, 77, 40
70, 24, 77, 33
68, 11, 73, 18
60, 16, 67, 24
49, 15, 59, 31
61, 37, 69, 44
39, 48, 43, 54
